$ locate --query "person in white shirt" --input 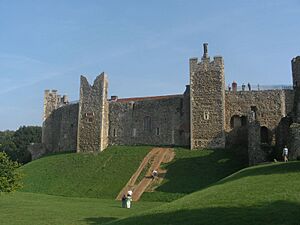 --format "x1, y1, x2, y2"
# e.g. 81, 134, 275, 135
282, 146, 288, 162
